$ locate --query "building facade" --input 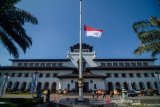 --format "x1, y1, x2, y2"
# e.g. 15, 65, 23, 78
0, 43, 160, 93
